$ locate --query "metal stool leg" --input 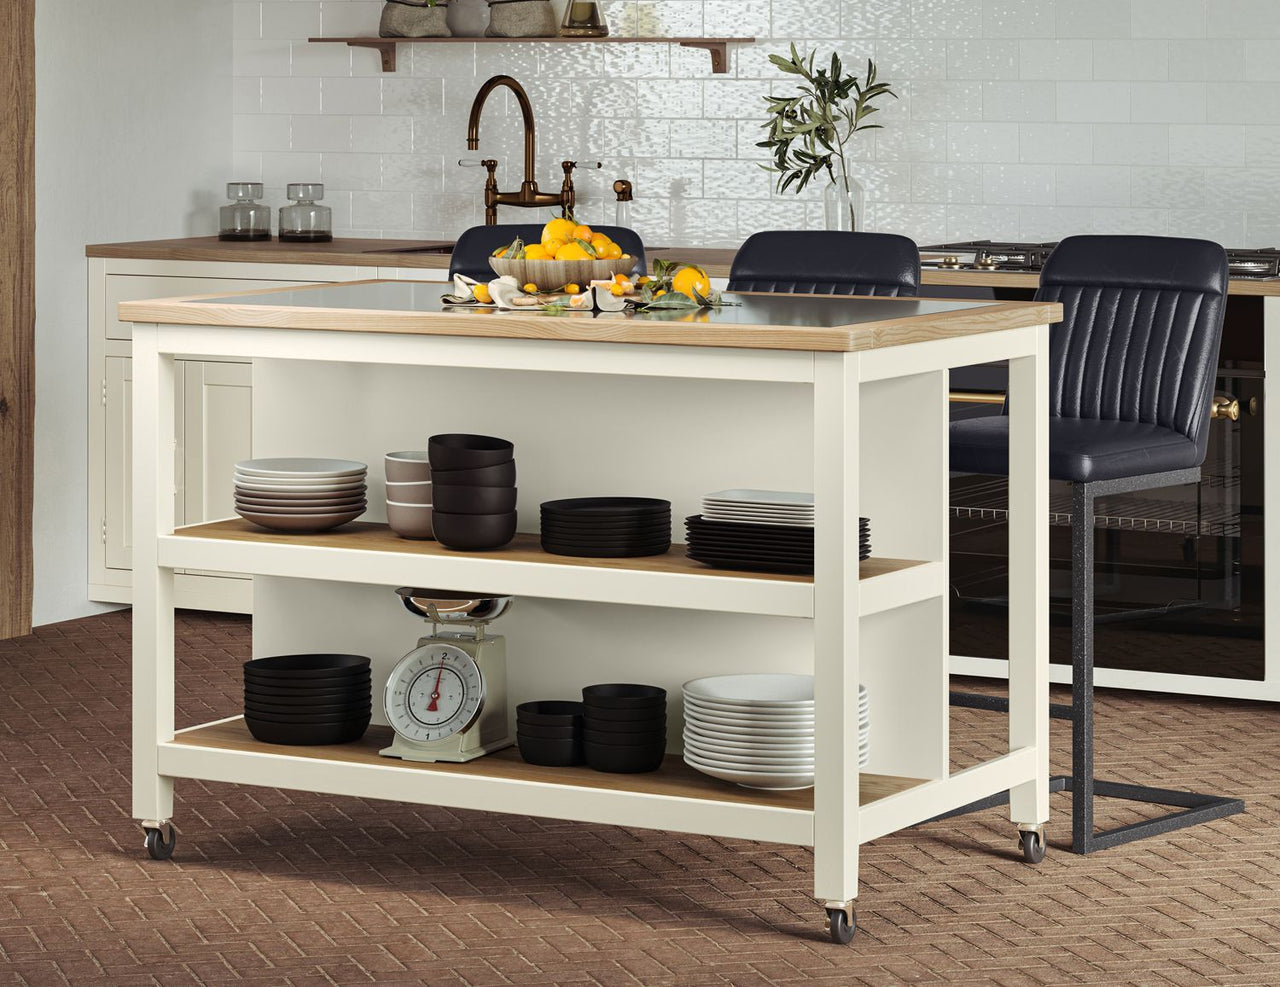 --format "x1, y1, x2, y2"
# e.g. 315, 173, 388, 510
1071, 481, 1095, 852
